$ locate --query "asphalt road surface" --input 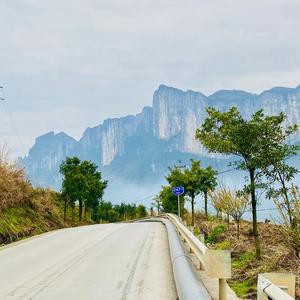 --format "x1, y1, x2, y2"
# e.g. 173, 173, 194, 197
0, 222, 177, 300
